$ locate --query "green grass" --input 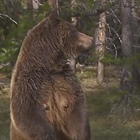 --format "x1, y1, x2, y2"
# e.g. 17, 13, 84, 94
87, 90, 140, 140
79, 66, 140, 140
